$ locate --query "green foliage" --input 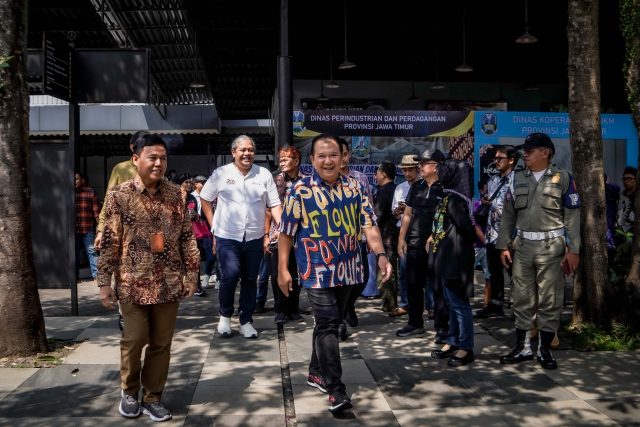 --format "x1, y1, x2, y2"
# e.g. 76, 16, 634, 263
0, 55, 13, 90
619, 0, 640, 107
567, 321, 640, 351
